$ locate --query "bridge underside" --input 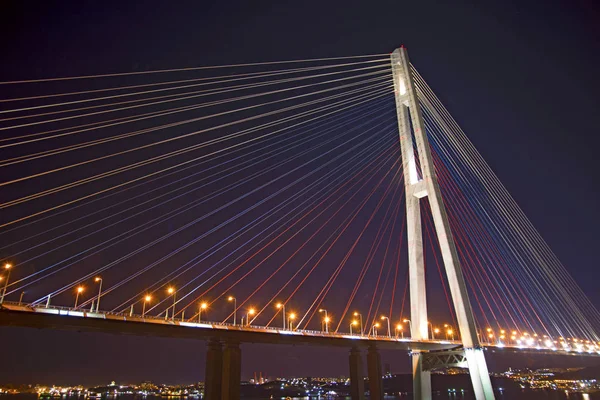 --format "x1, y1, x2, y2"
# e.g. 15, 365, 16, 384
0, 307, 454, 400
0, 307, 457, 351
